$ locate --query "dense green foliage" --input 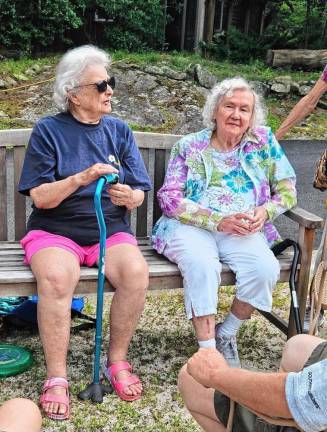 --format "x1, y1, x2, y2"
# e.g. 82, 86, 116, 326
0, 0, 165, 54
201, 0, 327, 63
0, 0, 325, 56
0, 1, 83, 53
